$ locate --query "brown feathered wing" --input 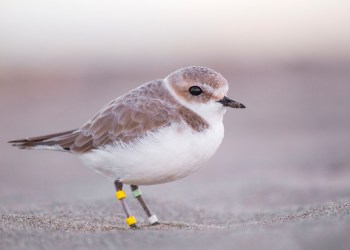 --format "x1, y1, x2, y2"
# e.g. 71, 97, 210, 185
9, 81, 183, 153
